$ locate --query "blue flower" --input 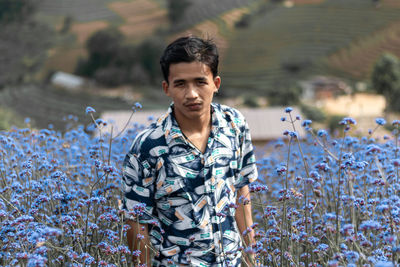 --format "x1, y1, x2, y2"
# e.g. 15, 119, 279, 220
289, 131, 298, 138
375, 118, 386, 126
317, 129, 328, 137
301, 120, 312, 127
317, 244, 329, 252
375, 261, 393, 267
344, 251, 359, 263
360, 220, 381, 231
339, 117, 357, 125
134, 102, 142, 110
392, 120, 400, 126
85, 106, 96, 114
285, 107, 293, 113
